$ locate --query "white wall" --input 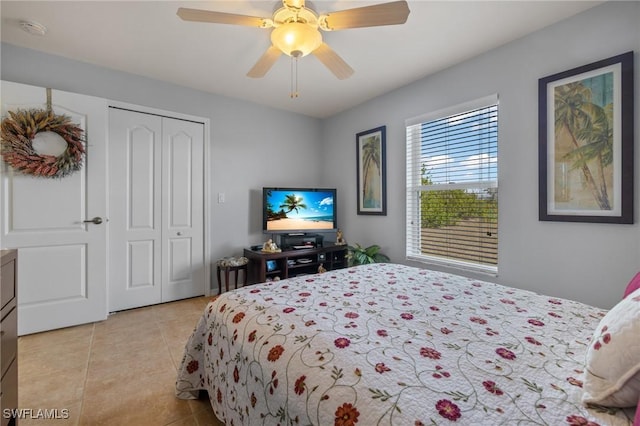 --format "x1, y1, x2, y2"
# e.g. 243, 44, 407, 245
321, 1, 640, 309
2, 2, 639, 308
0, 42, 325, 285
